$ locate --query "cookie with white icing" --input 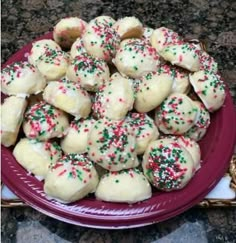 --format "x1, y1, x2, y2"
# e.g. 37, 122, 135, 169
142, 138, 194, 191
89, 16, 116, 28
134, 71, 173, 112
112, 16, 143, 40
114, 40, 160, 78
1, 61, 46, 97
66, 53, 110, 91
95, 168, 152, 203
36, 48, 70, 81
70, 38, 87, 59
93, 72, 134, 120
61, 117, 95, 154
150, 27, 183, 53
87, 119, 138, 171
1, 96, 27, 147
43, 78, 92, 118
184, 101, 210, 141
23, 101, 69, 141
199, 51, 218, 73
189, 70, 226, 112
53, 17, 87, 49
142, 27, 154, 42
126, 112, 159, 155
44, 153, 99, 203
13, 138, 62, 180
28, 39, 61, 66
83, 21, 120, 62
155, 93, 198, 134
160, 43, 201, 72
